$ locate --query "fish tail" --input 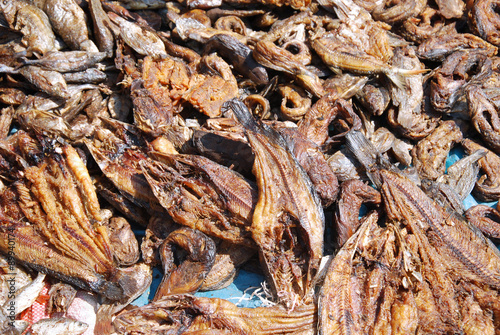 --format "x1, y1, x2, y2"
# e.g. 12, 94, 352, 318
385, 67, 428, 89
393, 67, 430, 76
